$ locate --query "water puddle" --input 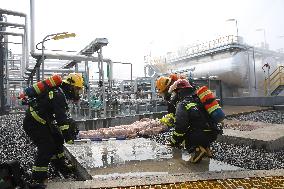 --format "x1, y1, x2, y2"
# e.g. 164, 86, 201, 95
67, 138, 242, 177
